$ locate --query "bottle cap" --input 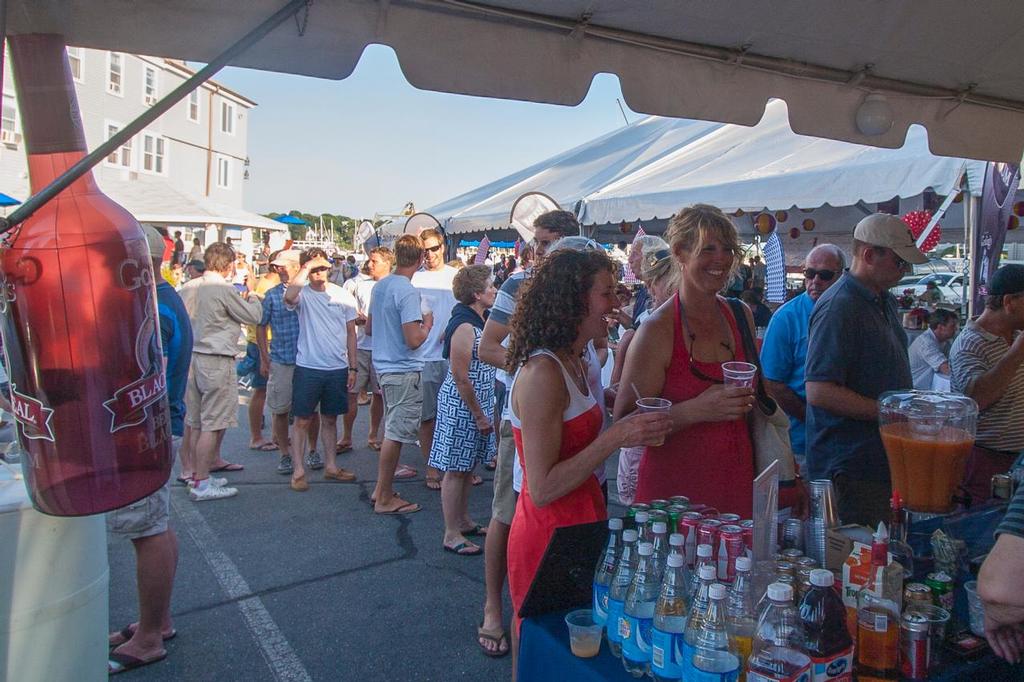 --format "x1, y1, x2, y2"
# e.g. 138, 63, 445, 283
622, 529, 638, 542
638, 542, 654, 556
696, 543, 712, 558
810, 569, 834, 588
698, 564, 717, 580
668, 533, 684, 547
667, 553, 684, 568
709, 583, 727, 600
652, 521, 668, 534
609, 517, 624, 531
635, 511, 649, 524
735, 556, 752, 572
767, 582, 793, 602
